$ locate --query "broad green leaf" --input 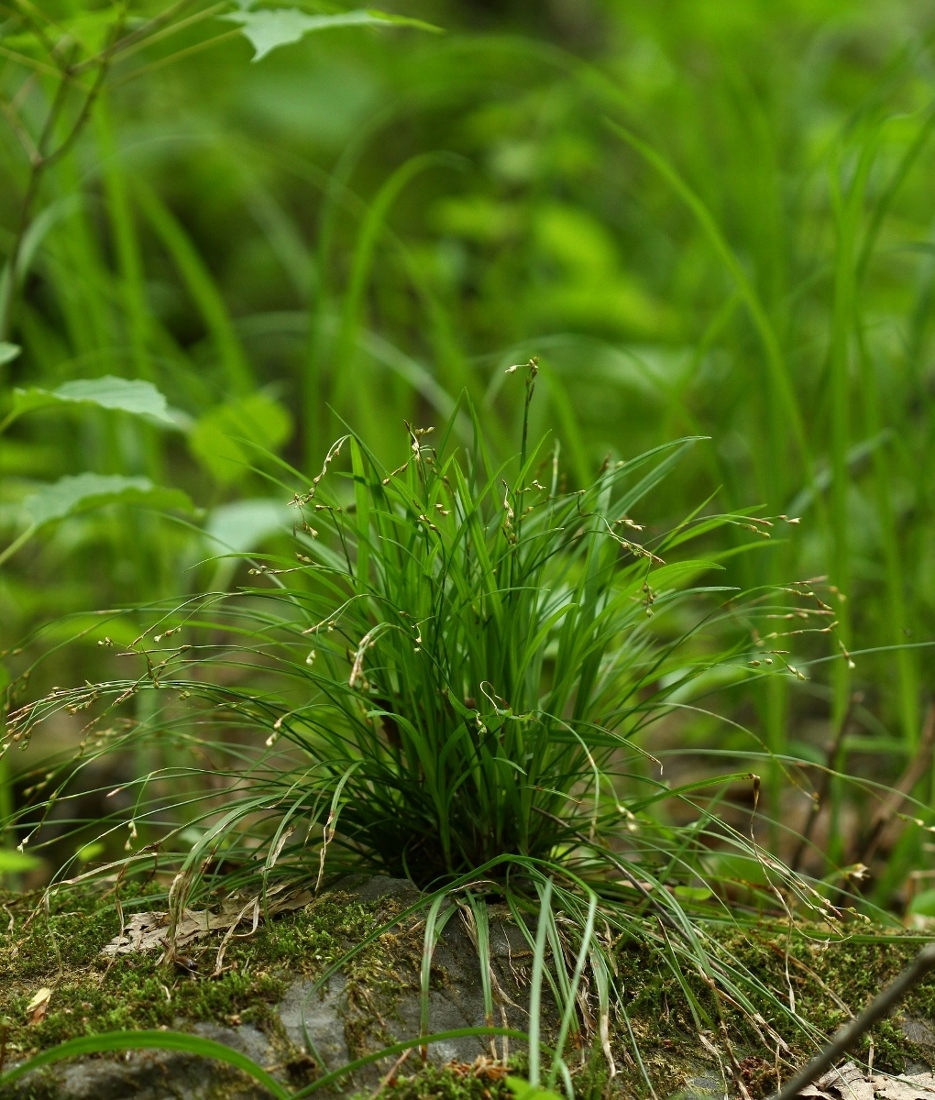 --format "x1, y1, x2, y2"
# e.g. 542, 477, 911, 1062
205, 499, 292, 553
706, 852, 773, 888
222, 8, 439, 62
8, 376, 180, 429
190, 392, 292, 484
21, 474, 194, 530
0, 342, 20, 366
0, 849, 41, 873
